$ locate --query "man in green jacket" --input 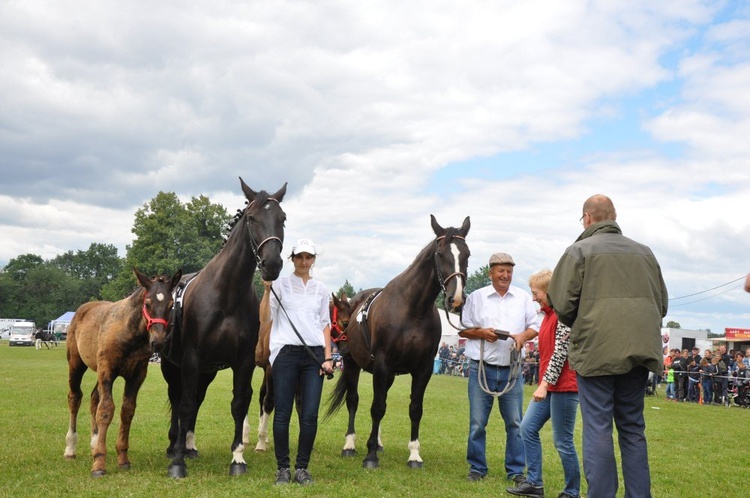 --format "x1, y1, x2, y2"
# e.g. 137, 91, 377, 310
547, 194, 668, 498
